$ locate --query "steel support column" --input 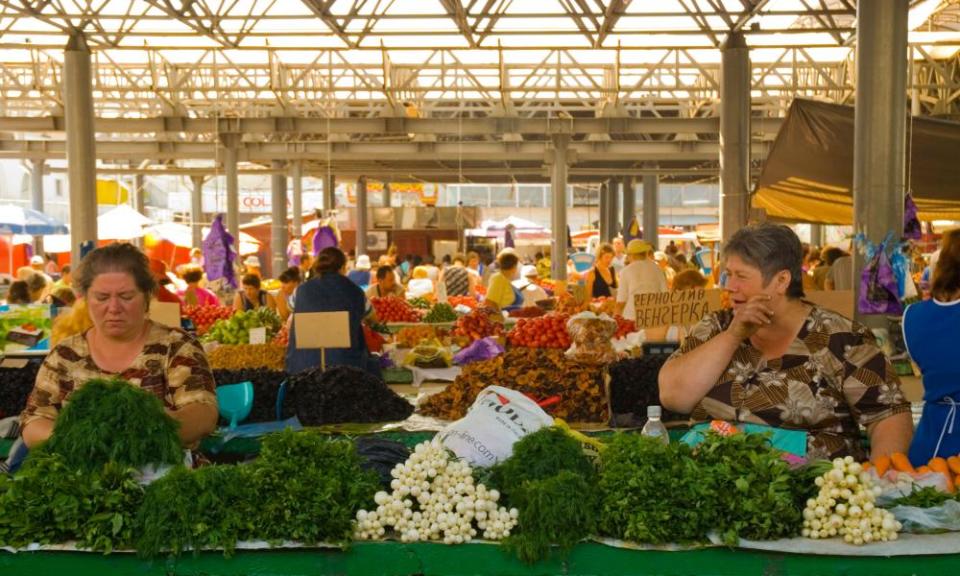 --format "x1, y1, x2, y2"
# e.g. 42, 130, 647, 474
809, 224, 824, 247
224, 144, 239, 245
291, 161, 303, 239
720, 32, 752, 244
134, 173, 146, 215
621, 176, 635, 236
271, 160, 288, 277
607, 178, 620, 241
64, 34, 98, 264
190, 176, 204, 249
853, 0, 909, 325
599, 181, 610, 242
30, 159, 44, 215
383, 183, 392, 207
642, 164, 659, 250
325, 174, 336, 212
356, 176, 368, 257
550, 136, 570, 281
